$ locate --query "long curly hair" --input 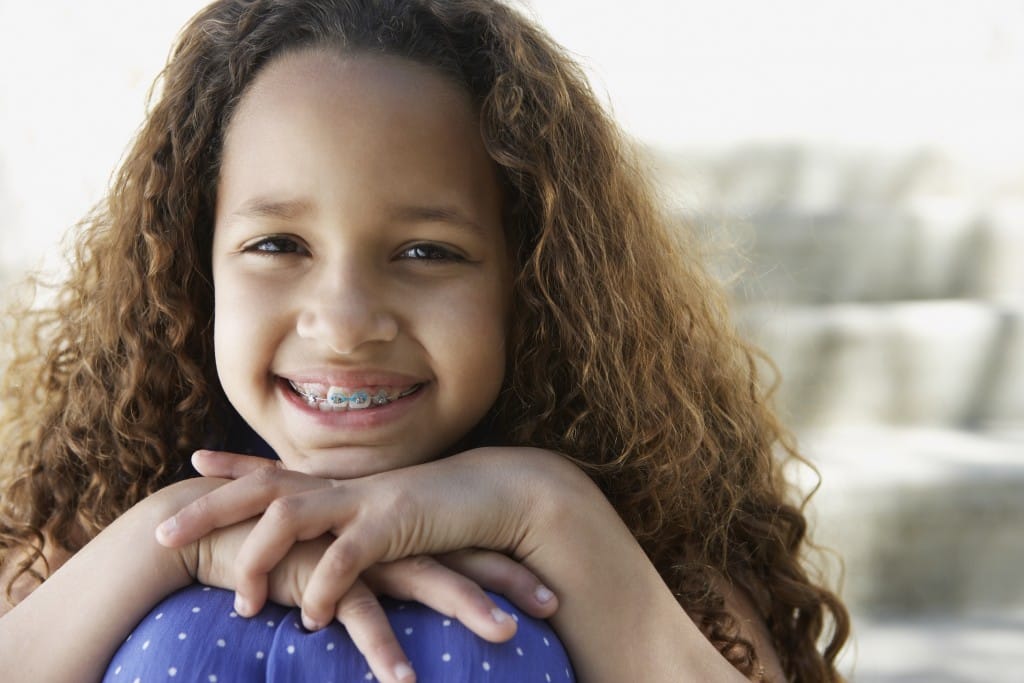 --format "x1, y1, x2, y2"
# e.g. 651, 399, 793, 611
0, 0, 849, 678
